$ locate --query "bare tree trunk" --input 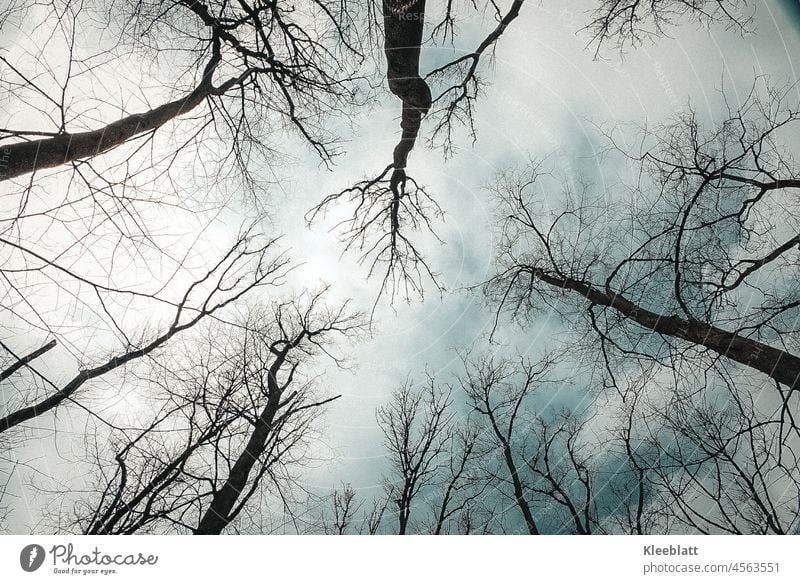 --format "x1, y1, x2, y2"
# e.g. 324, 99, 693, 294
397, 495, 410, 535
194, 396, 281, 534
0, 35, 229, 183
532, 269, 800, 390
501, 440, 539, 535
383, 0, 431, 173
0, 87, 210, 182
194, 340, 295, 535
